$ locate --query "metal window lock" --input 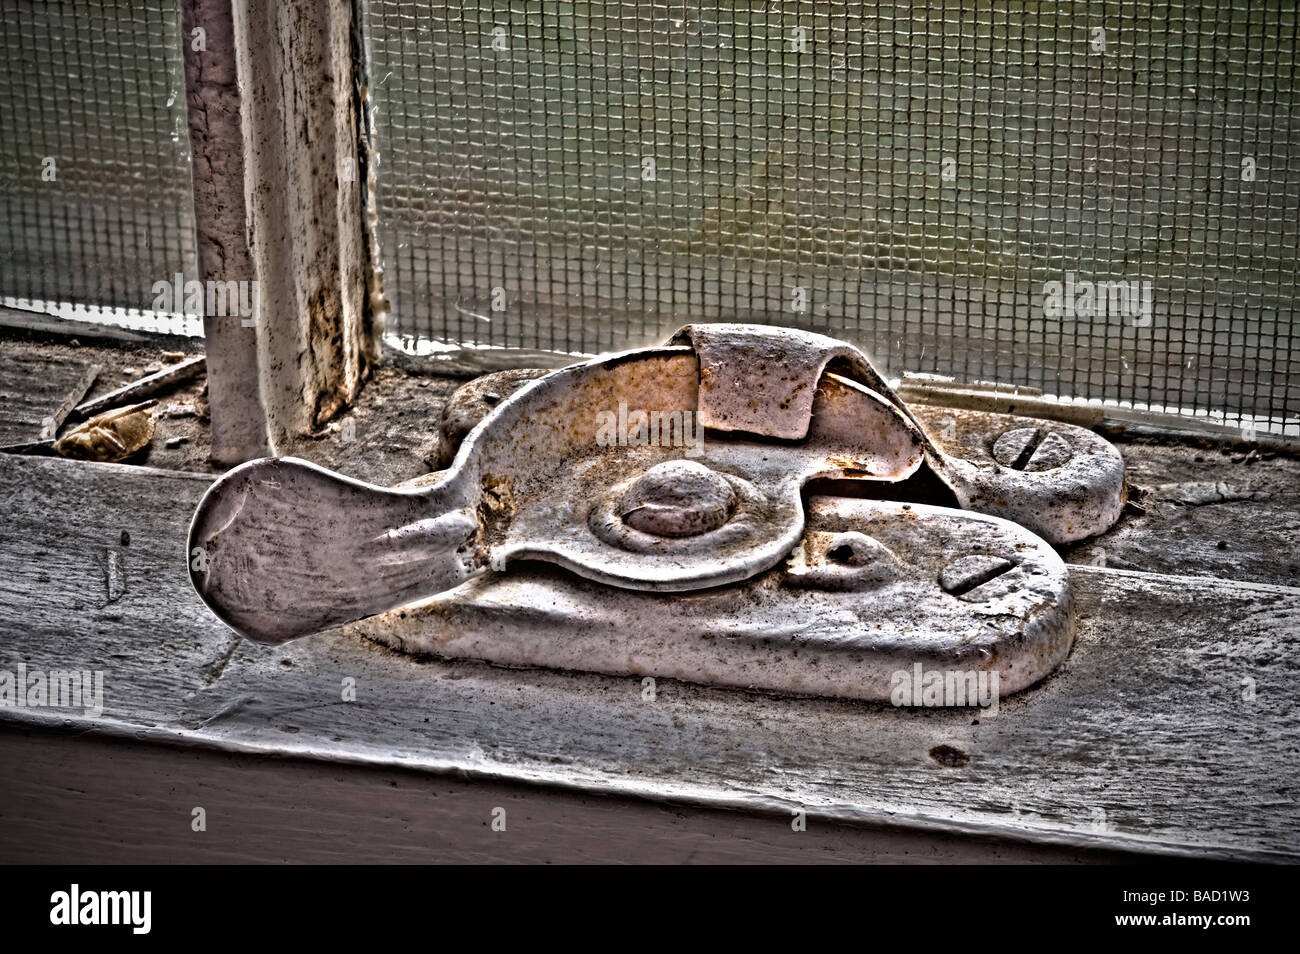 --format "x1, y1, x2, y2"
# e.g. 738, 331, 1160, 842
187, 324, 1125, 703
